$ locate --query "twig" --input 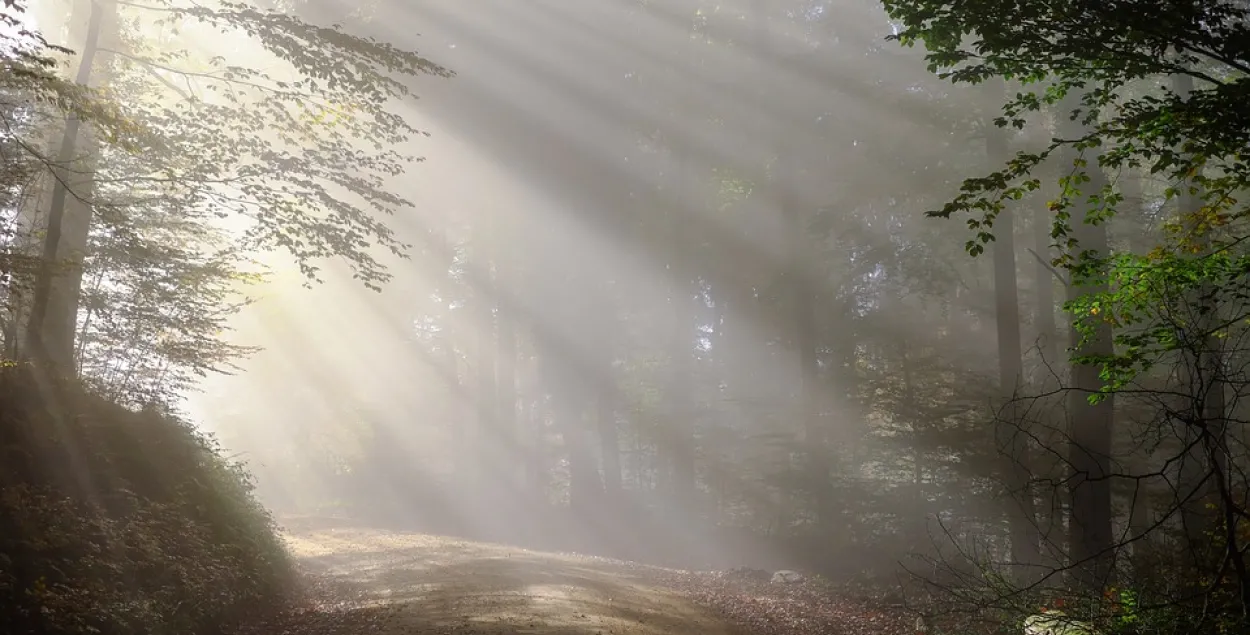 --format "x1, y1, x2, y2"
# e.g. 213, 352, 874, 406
1027, 248, 1069, 287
